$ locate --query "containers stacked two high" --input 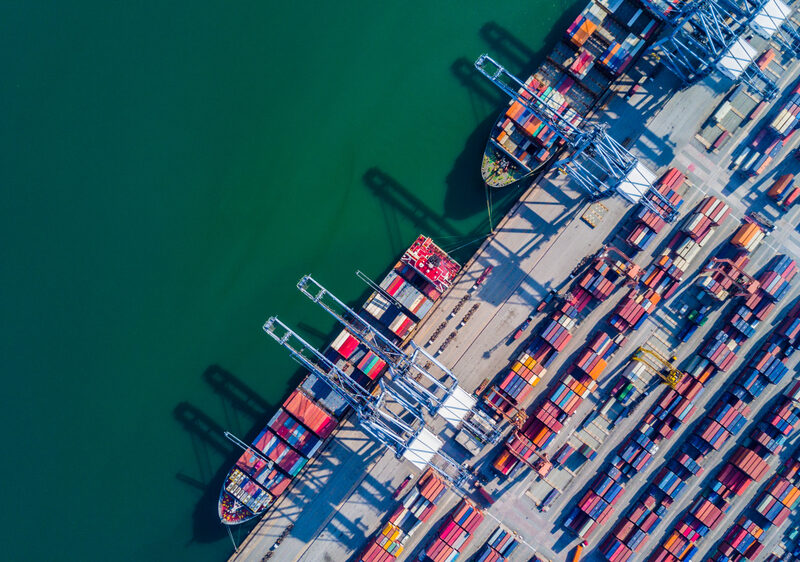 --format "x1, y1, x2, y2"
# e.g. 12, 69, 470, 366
359, 469, 448, 562
595, 256, 798, 559
423, 499, 485, 562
